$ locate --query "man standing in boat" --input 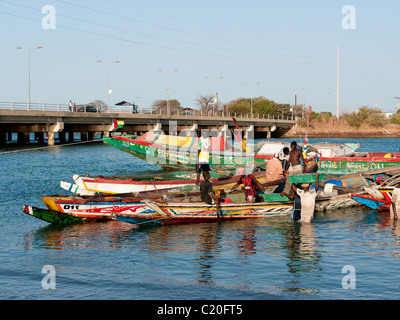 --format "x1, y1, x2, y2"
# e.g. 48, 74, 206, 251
196, 130, 211, 184
266, 153, 285, 193
281, 173, 320, 222
282, 141, 306, 194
